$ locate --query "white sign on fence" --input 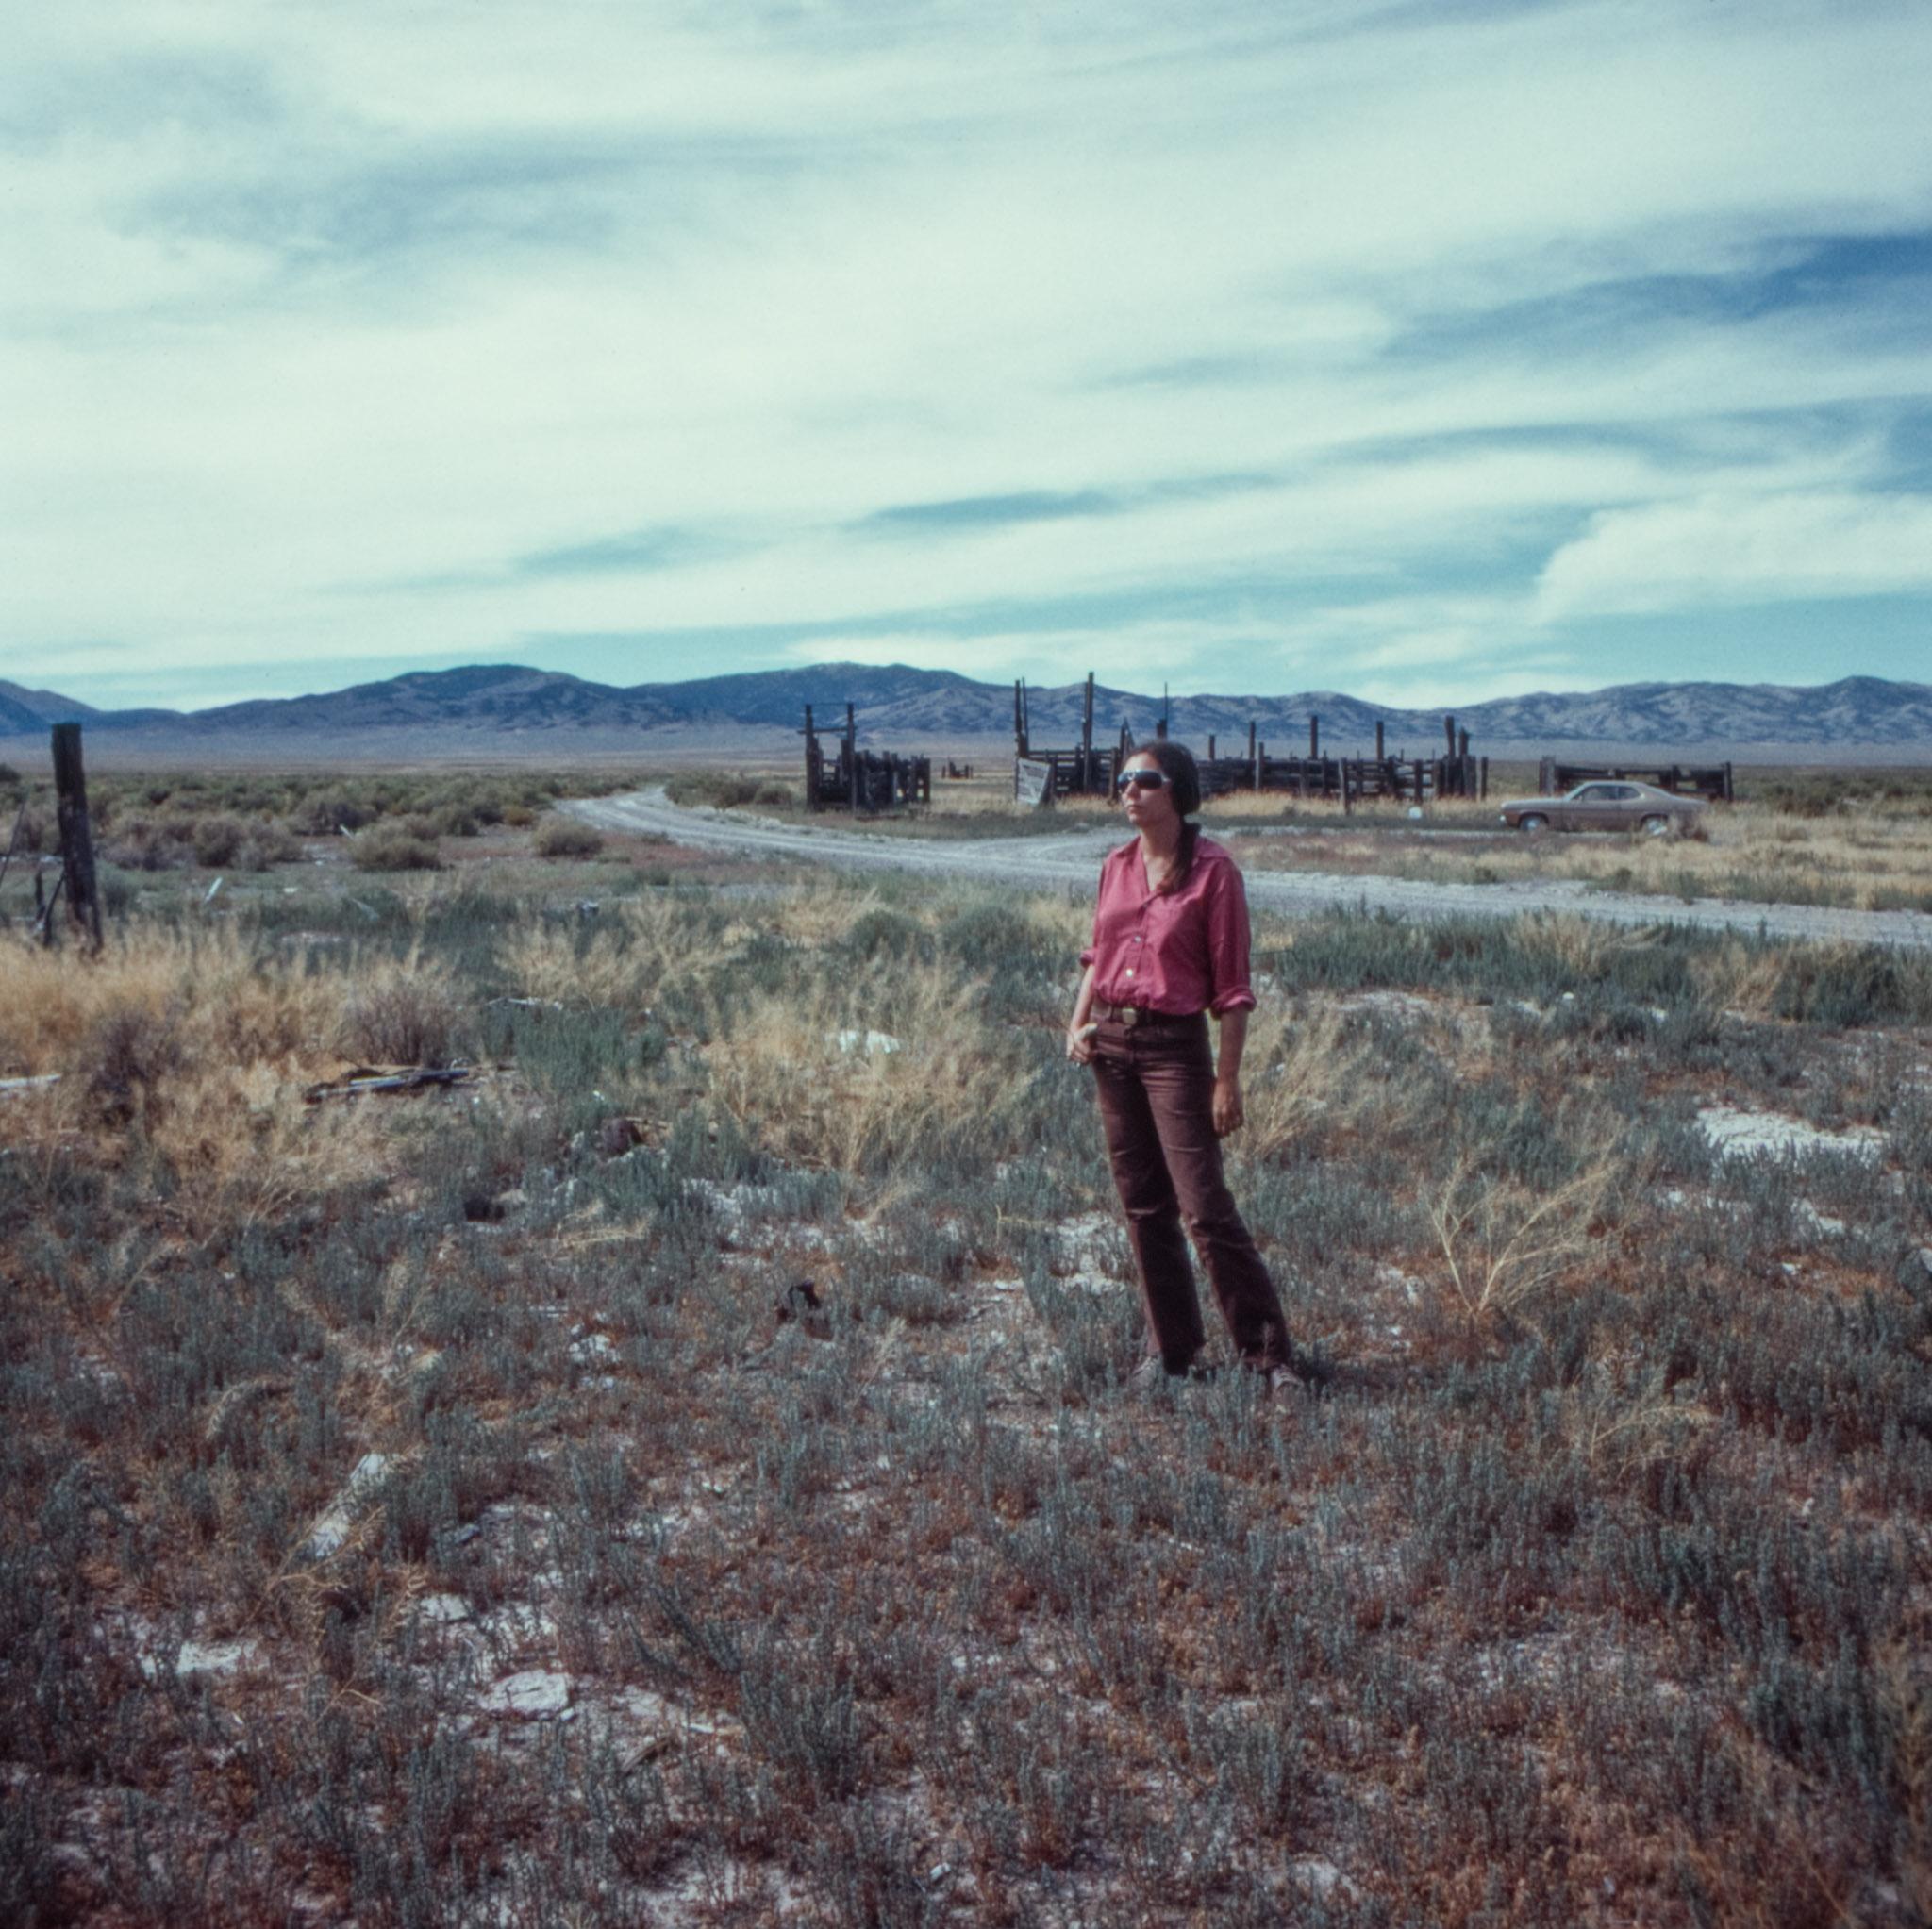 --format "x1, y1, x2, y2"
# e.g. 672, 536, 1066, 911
1013, 758, 1056, 808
